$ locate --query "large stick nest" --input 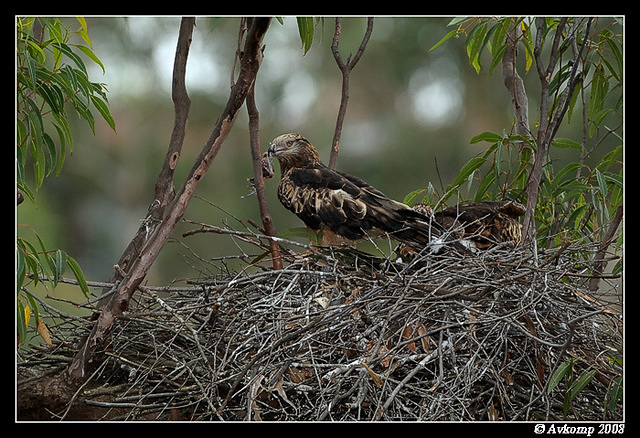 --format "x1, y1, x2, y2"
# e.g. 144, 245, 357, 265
18, 226, 623, 421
